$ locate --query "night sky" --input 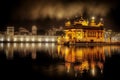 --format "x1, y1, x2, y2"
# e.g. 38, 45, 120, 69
0, 0, 120, 31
